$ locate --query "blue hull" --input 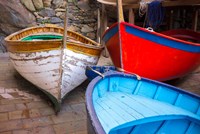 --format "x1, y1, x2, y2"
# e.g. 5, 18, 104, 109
85, 66, 116, 81
86, 71, 200, 134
